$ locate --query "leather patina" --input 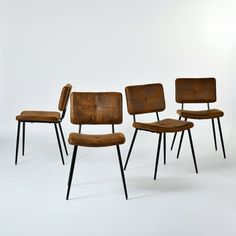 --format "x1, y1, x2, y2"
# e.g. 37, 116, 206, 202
16, 83, 72, 122
69, 92, 125, 147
